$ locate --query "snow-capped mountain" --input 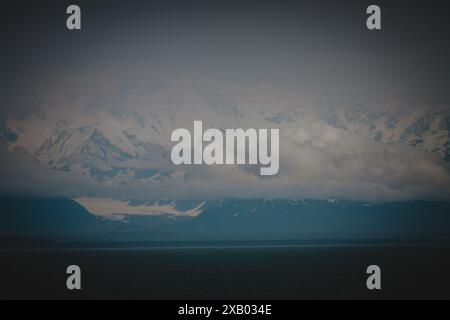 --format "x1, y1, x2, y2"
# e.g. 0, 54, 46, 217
339, 104, 450, 161
35, 124, 133, 170
0, 116, 17, 146
5, 109, 172, 185
263, 102, 450, 161
2, 79, 450, 197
